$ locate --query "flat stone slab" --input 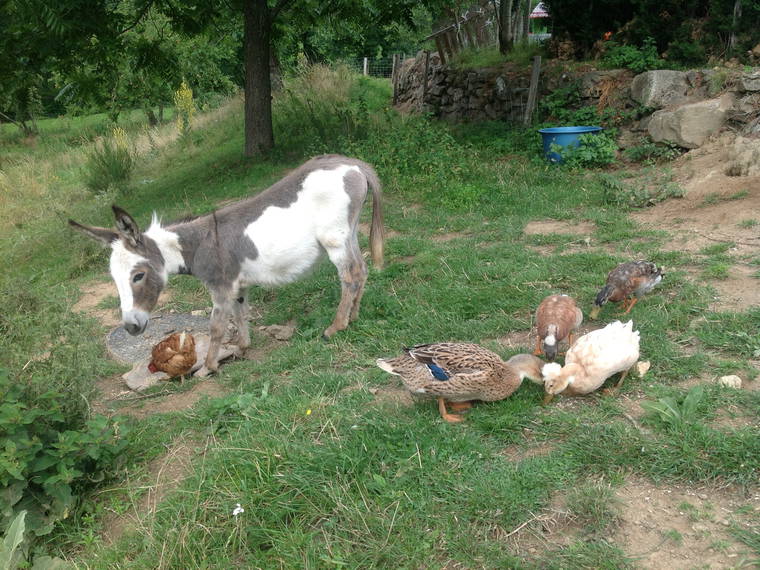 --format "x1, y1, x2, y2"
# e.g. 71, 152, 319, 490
107, 313, 211, 365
